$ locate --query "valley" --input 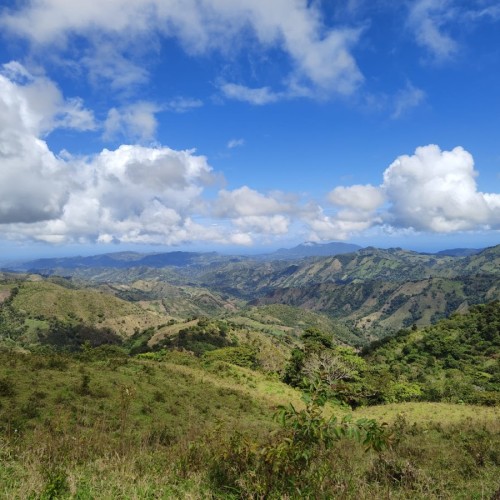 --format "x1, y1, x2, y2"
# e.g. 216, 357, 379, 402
0, 242, 498, 498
